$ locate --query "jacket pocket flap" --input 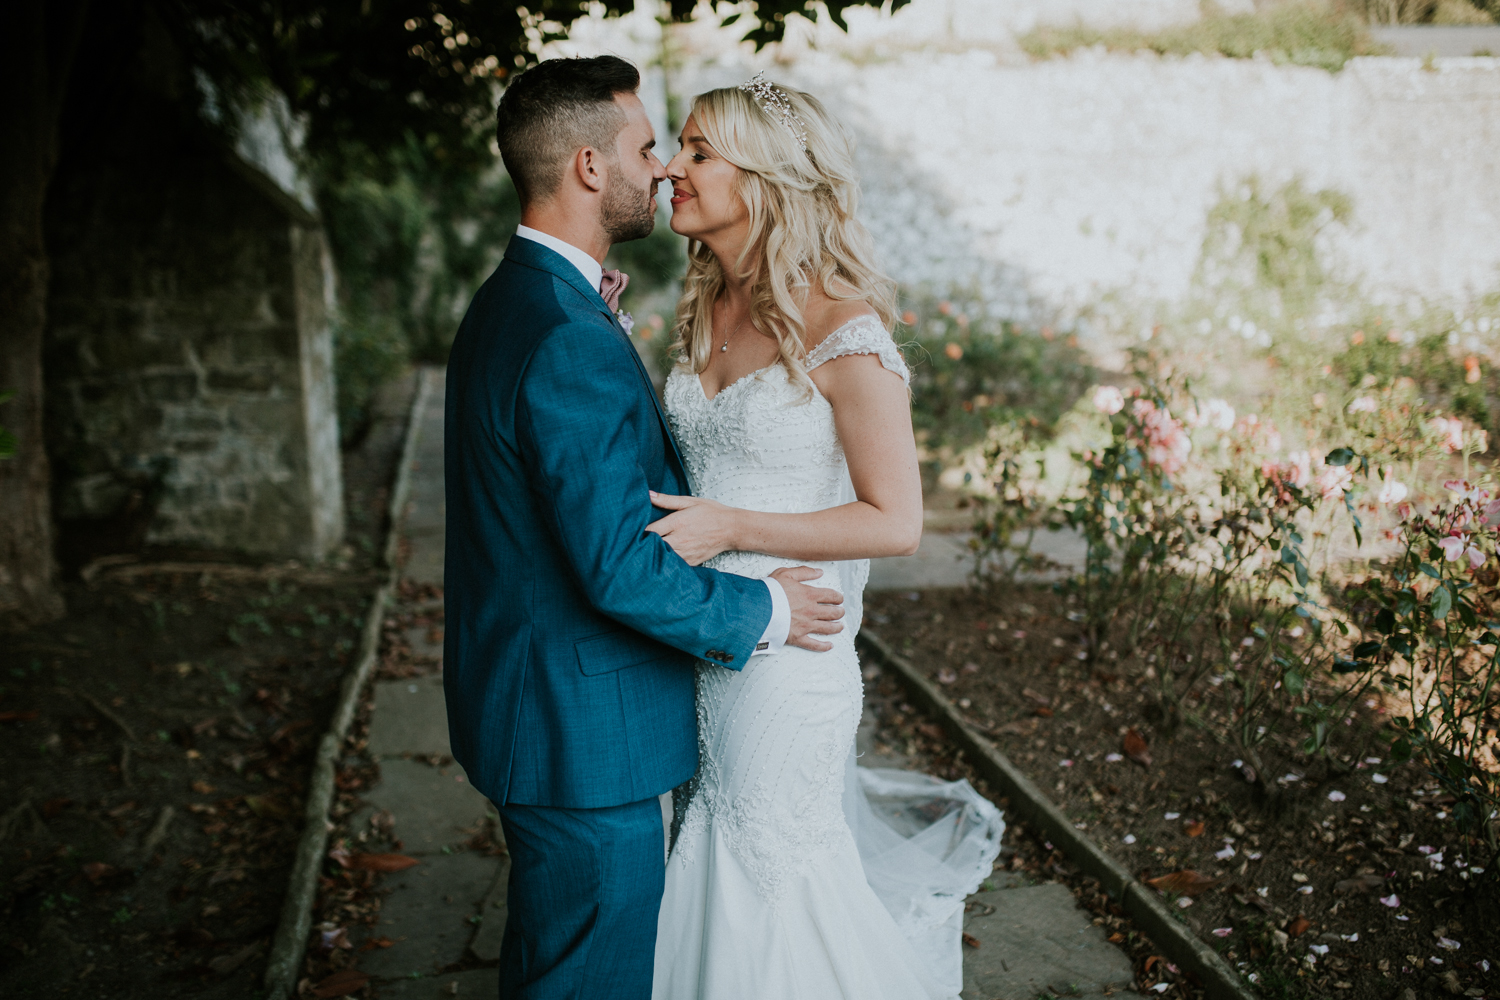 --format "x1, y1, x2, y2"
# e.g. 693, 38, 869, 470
576, 629, 673, 676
